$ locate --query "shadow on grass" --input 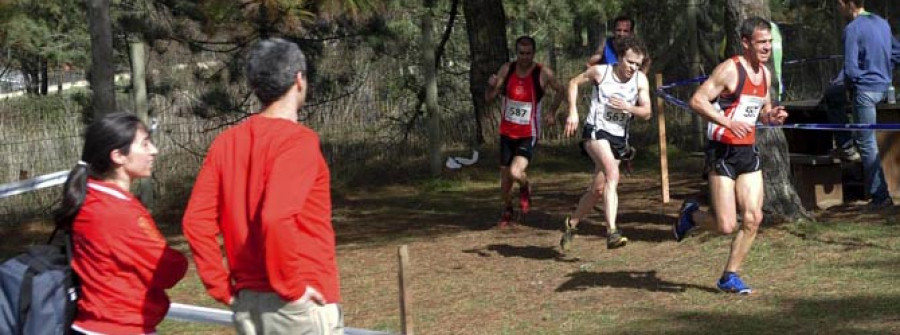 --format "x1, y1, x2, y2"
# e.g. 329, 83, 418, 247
555, 270, 720, 294
460, 244, 579, 263
777, 224, 900, 252
546, 218, 673, 244
657, 295, 900, 334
